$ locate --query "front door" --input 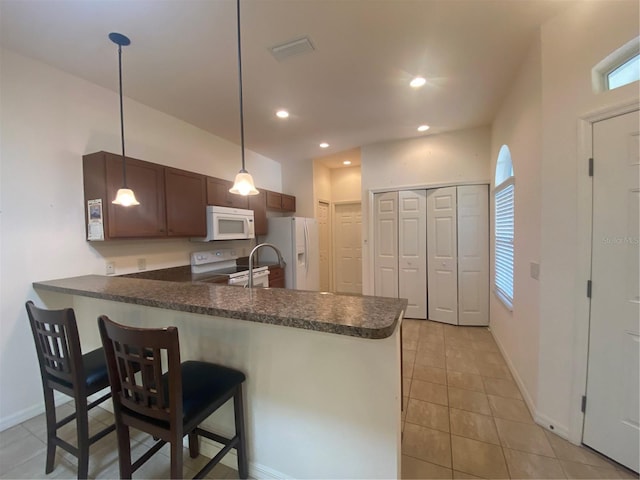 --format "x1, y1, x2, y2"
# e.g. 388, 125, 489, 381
583, 110, 639, 472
